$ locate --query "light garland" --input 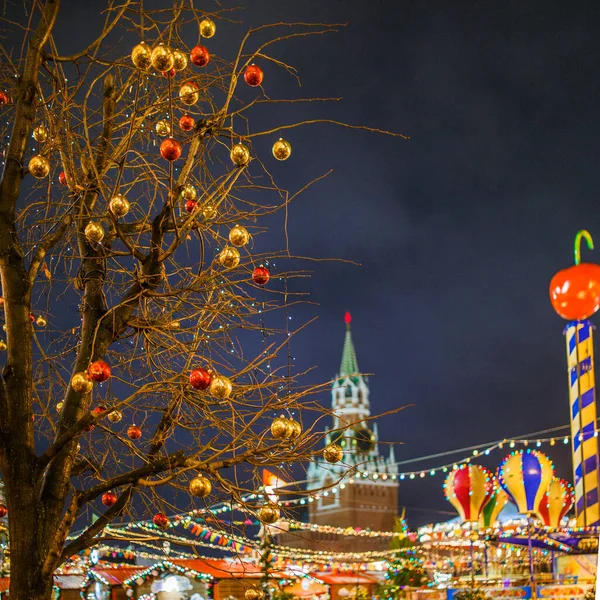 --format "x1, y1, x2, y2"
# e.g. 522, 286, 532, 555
285, 517, 408, 538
